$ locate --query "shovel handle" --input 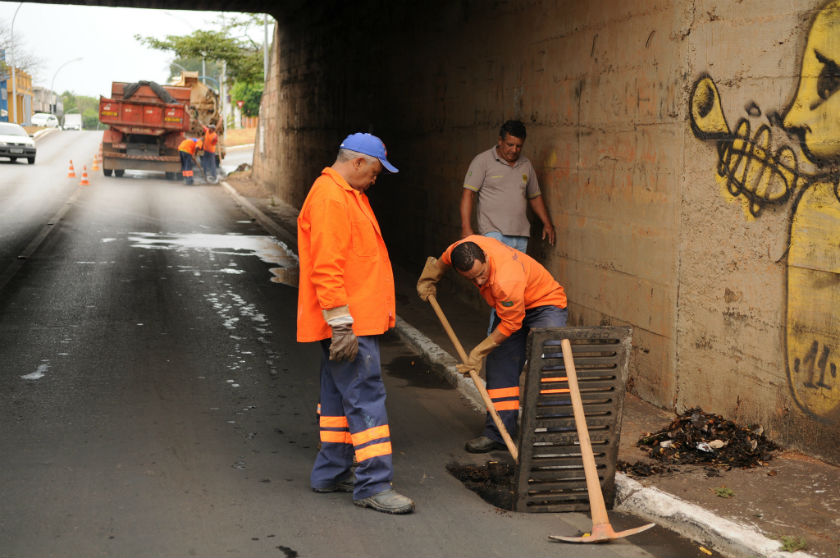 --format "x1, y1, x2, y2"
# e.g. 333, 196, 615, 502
560, 338, 609, 525
427, 295, 518, 462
